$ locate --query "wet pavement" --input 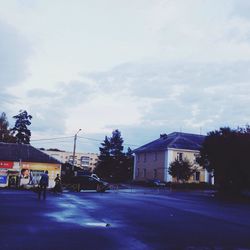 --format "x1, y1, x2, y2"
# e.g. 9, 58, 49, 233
0, 188, 250, 250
